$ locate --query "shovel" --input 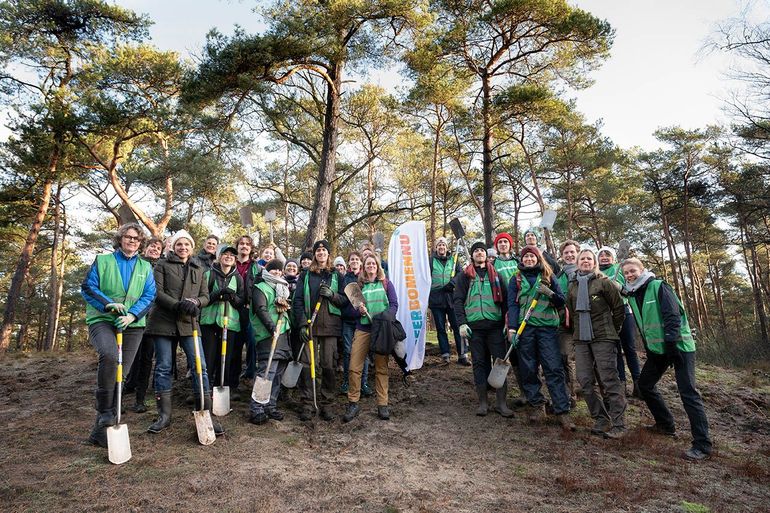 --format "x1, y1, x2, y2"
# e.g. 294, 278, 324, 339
306, 293, 325, 412
343, 282, 373, 322
281, 340, 304, 388
191, 317, 216, 446
613, 239, 631, 281
449, 217, 470, 262
212, 302, 230, 417
251, 316, 286, 404
107, 329, 131, 465
488, 296, 540, 389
